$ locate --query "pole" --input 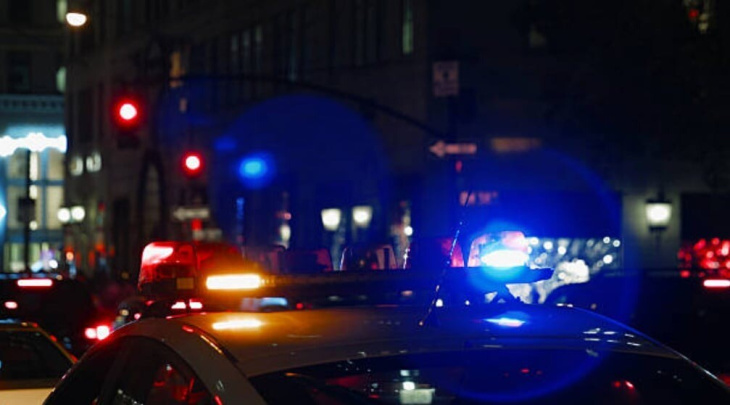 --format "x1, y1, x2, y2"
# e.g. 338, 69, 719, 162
23, 149, 31, 273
